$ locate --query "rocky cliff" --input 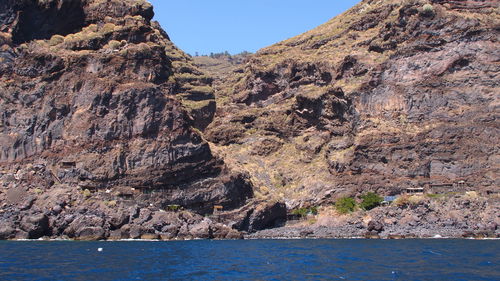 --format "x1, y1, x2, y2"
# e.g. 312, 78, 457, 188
204, 0, 499, 238
0, 0, 498, 240
0, 0, 272, 240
